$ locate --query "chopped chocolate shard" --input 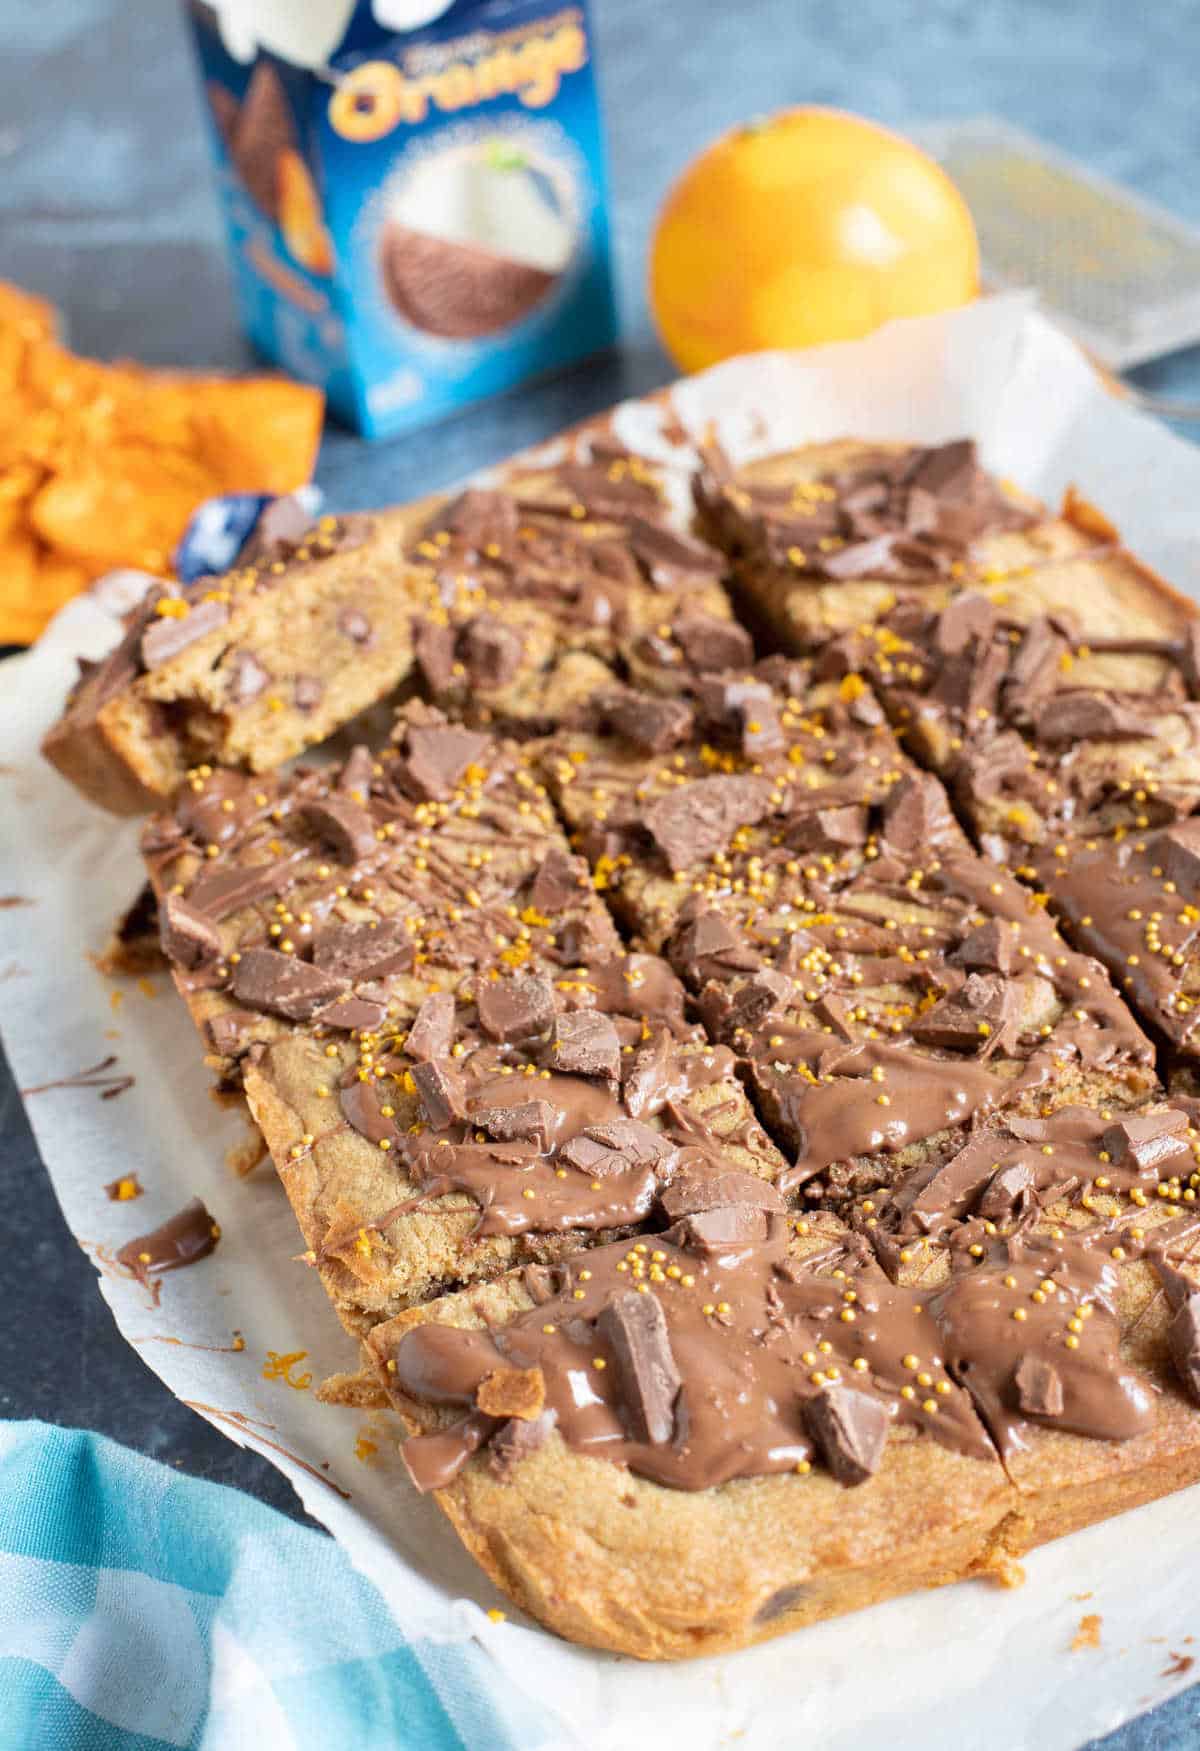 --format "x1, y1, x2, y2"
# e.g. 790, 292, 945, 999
670, 908, 761, 980
912, 972, 1013, 1053
476, 975, 555, 1044
406, 991, 455, 1062
659, 1167, 785, 1221
471, 1100, 553, 1148
529, 848, 588, 913
413, 619, 458, 693
232, 948, 349, 1022
313, 918, 414, 981
597, 1289, 682, 1445
599, 688, 694, 755
551, 1012, 621, 1081
842, 686, 884, 729
644, 774, 773, 872
1099, 1109, 1190, 1174
1161, 821, 1200, 891
337, 607, 373, 645
225, 648, 271, 704
314, 991, 389, 1032
557, 912, 614, 964
205, 1008, 259, 1058
292, 675, 323, 712
1014, 1354, 1065, 1419
879, 772, 957, 854
814, 993, 855, 1041
678, 1205, 772, 1251
1182, 622, 1200, 697
1168, 1295, 1200, 1405
559, 1119, 667, 1177
1005, 617, 1066, 710
301, 796, 379, 865
935, 591, 995, 656
476, 1365, 546, 1421
237, 495, 314, 564
159, 892, 222, 971
556, 1135, 626, 1177
803, 1384, 889, 1486
522, 1263, 561, 1303
581, 1117, 667, 1161
432, 487, 518, 553
906, 437, 978, 498
951, 919, 1016, 975
488, 1408, 556, 1479
754, 654, 811, 697
722, 969, 793, 1034
1034, 691, 1146, 743
412, 1057, 467, 1130
403, 724, 493, 801
784, 804, 867, 853
461, 614, 523, 688
141, 598, 230, 669
622, 1031, 673, 1119
628, 516, 723, 584
978, 1159, 1036, 1220
672, 612, 754, 674
696, 677, 785, 756
337, 745, 376, 798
